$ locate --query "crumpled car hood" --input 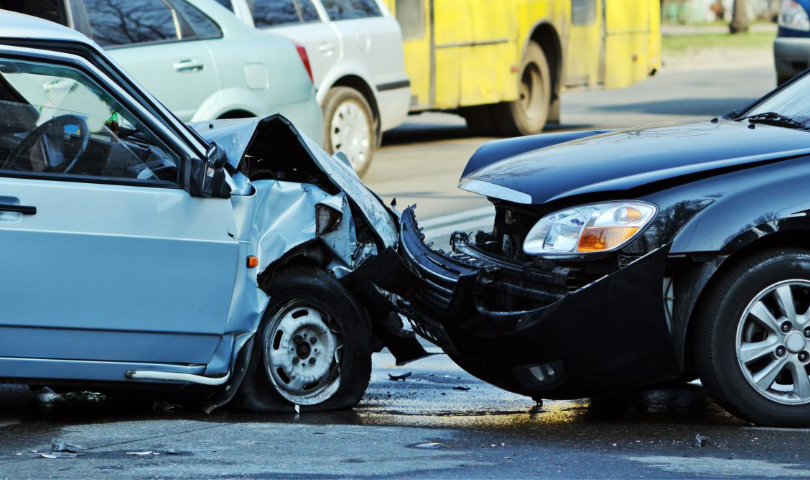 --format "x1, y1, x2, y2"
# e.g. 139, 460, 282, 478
189, 116, 398, 249
461, 120, 810, 205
